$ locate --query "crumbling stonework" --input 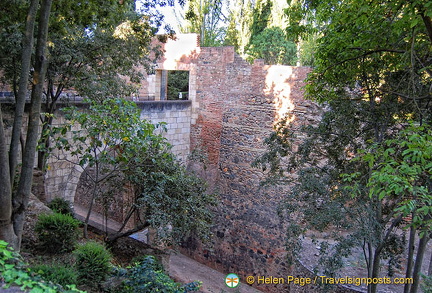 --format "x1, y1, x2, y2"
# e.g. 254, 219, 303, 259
143, 34, 323, 292
2, 33, 327, 292
177, 41, 321, 291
